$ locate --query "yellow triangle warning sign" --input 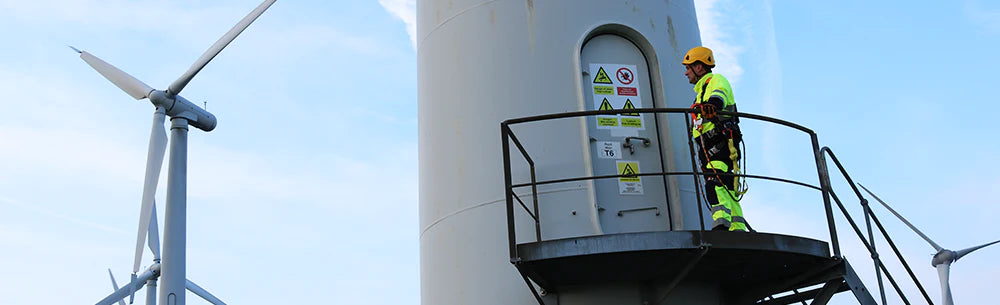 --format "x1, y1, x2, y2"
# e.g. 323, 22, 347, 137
593, 67, 613, 84
622, 163, 637, 176
622, 99, 638, 116
617, 161, 640, 182
599, 98, 614, 111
